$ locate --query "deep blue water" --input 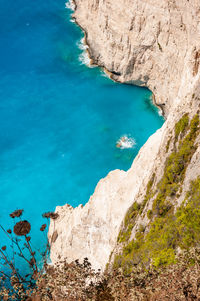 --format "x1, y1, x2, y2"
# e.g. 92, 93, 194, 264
0, 0, 163, 256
